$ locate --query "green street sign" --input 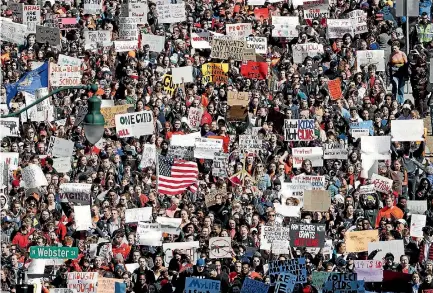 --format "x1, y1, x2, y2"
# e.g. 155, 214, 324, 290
29, 246, 79, 259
